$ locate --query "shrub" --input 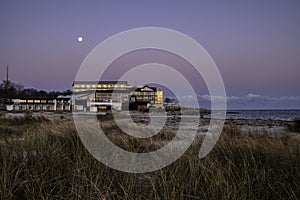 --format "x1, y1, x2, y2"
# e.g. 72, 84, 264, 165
287, 118, 300, 132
